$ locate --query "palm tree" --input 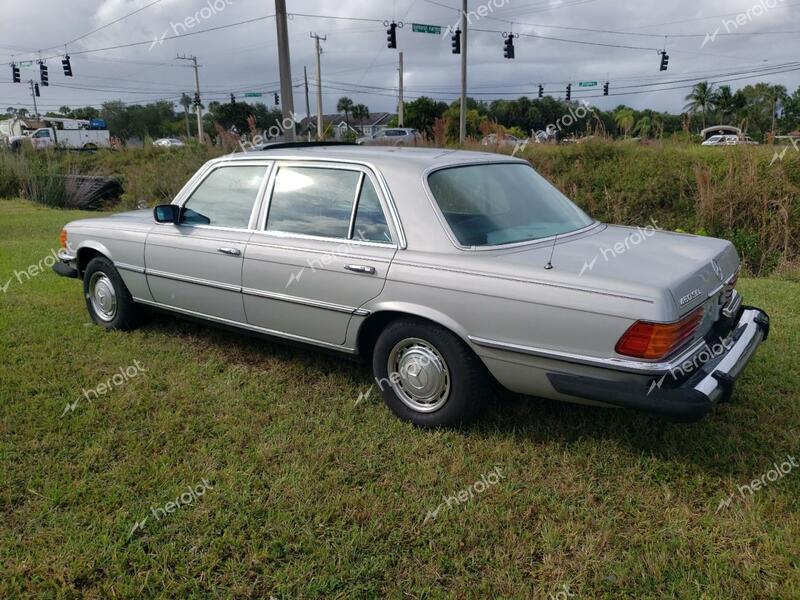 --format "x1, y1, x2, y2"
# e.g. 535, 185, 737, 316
5, 107, 16, 116
633, 116, 651, 138
613, 107, 635, 137
352, 104, 370, 135
59, 106, 72, 117
337, 96, 354, 128
684, 81, 717, 129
